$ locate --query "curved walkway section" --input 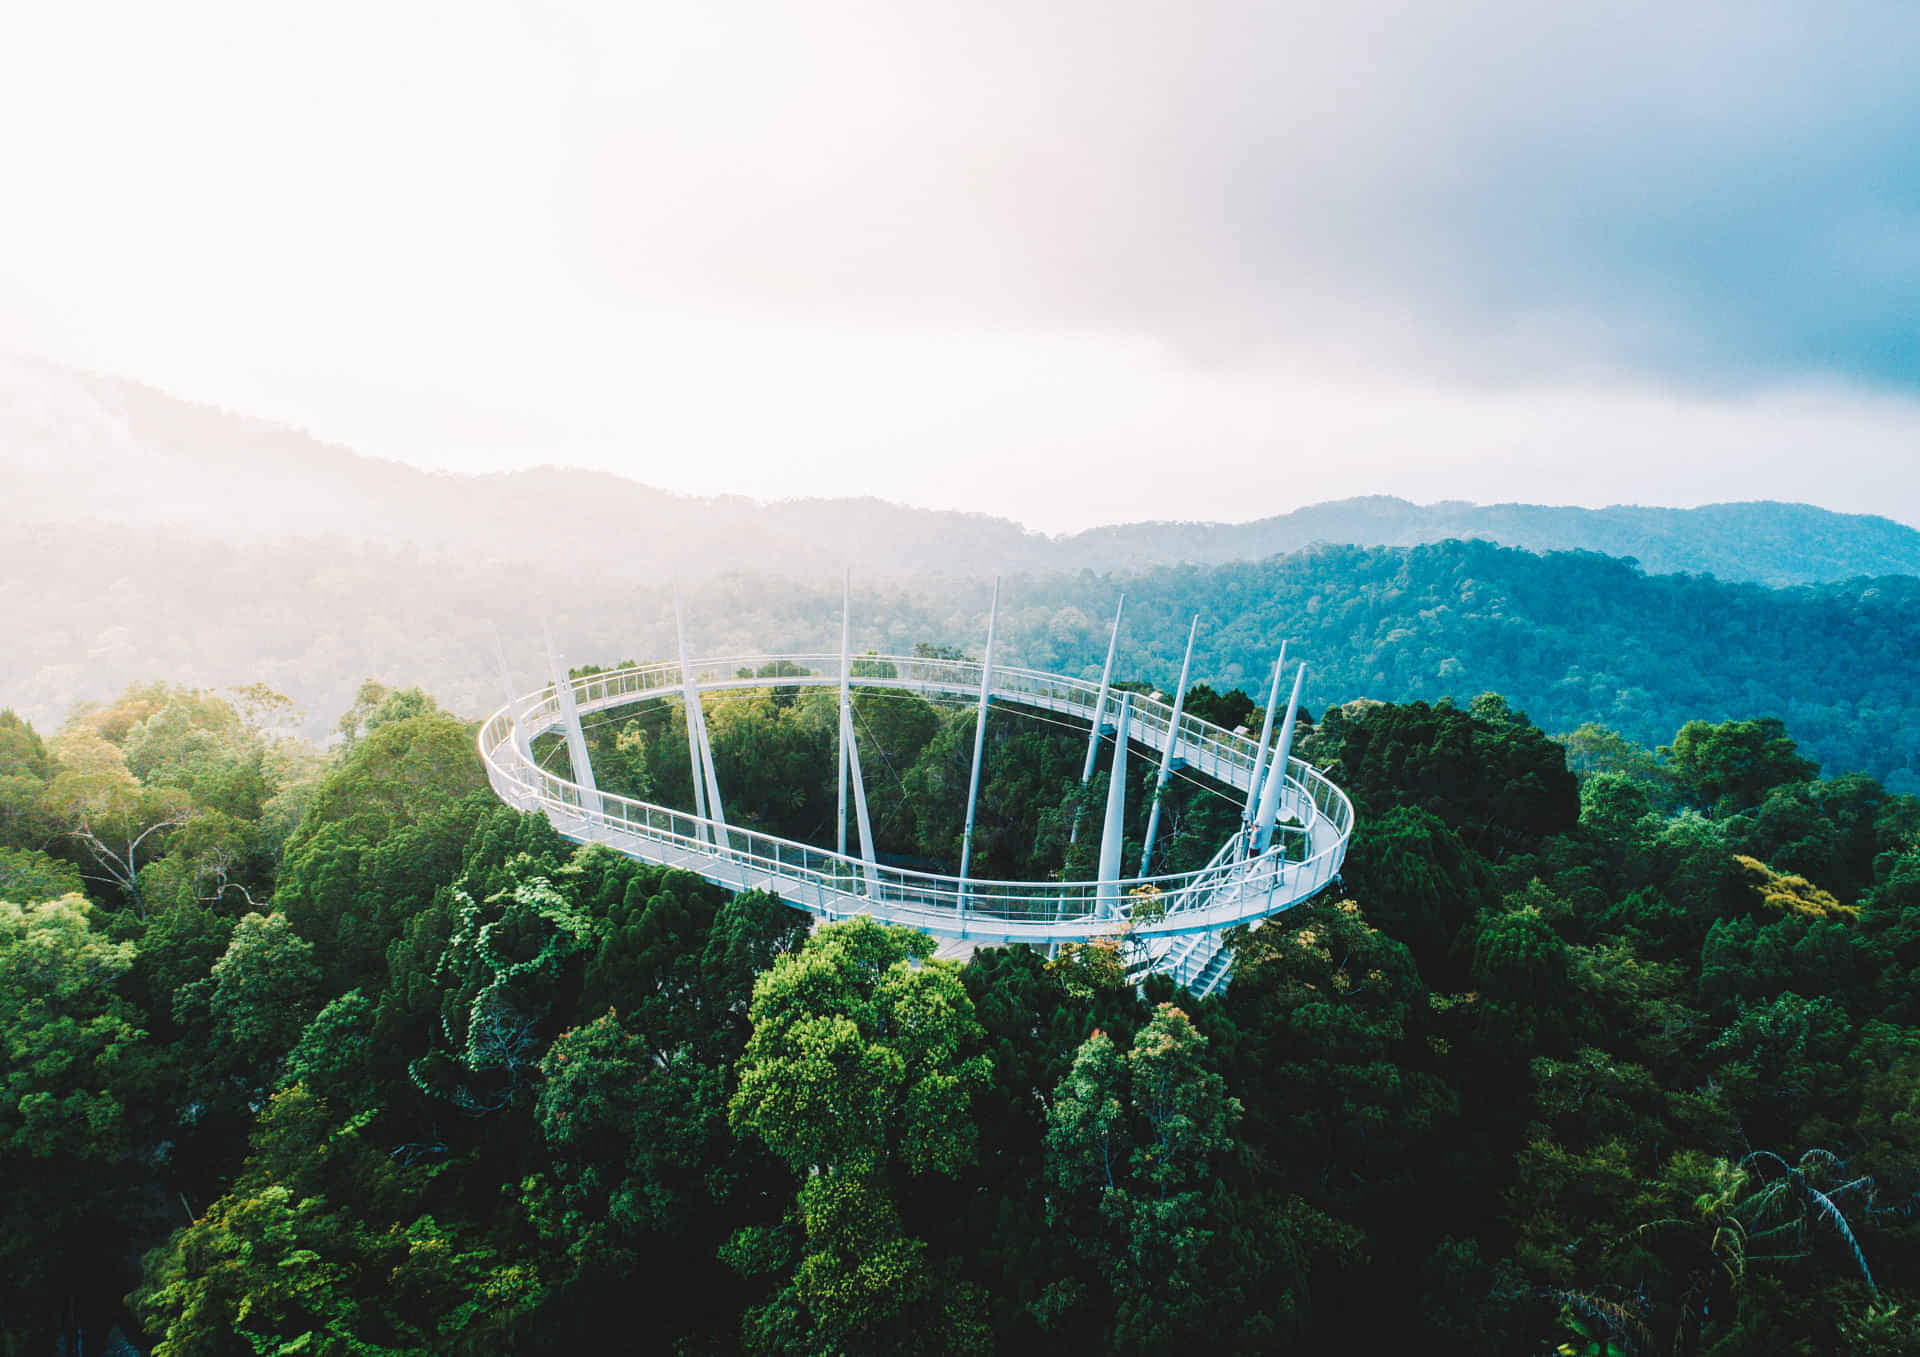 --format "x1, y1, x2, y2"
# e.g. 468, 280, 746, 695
478, 653, 1353, 963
